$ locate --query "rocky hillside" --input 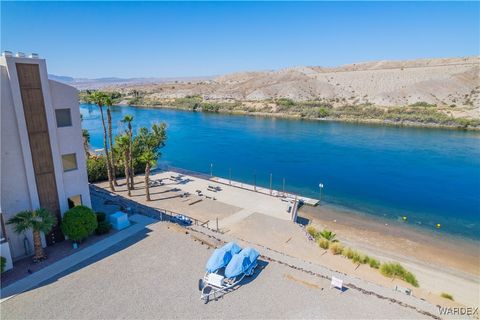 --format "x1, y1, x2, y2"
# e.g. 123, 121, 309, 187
103, 57, 479, 117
